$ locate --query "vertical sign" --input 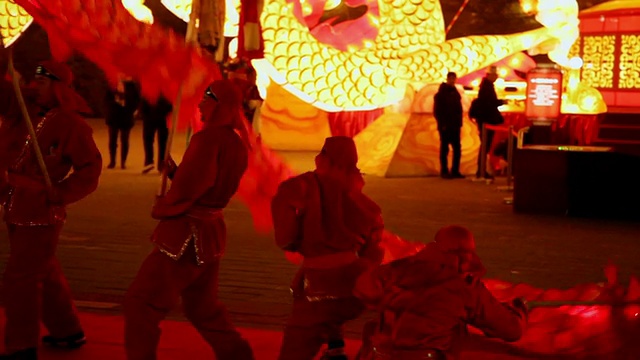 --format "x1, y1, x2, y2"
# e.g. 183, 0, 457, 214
525, 66, 563, 123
